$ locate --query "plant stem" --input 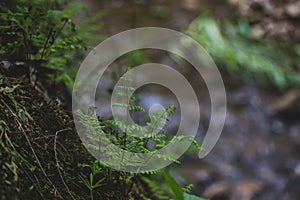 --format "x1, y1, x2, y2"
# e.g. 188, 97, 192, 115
90, 189, 94, 200
40, 26, 53, 61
